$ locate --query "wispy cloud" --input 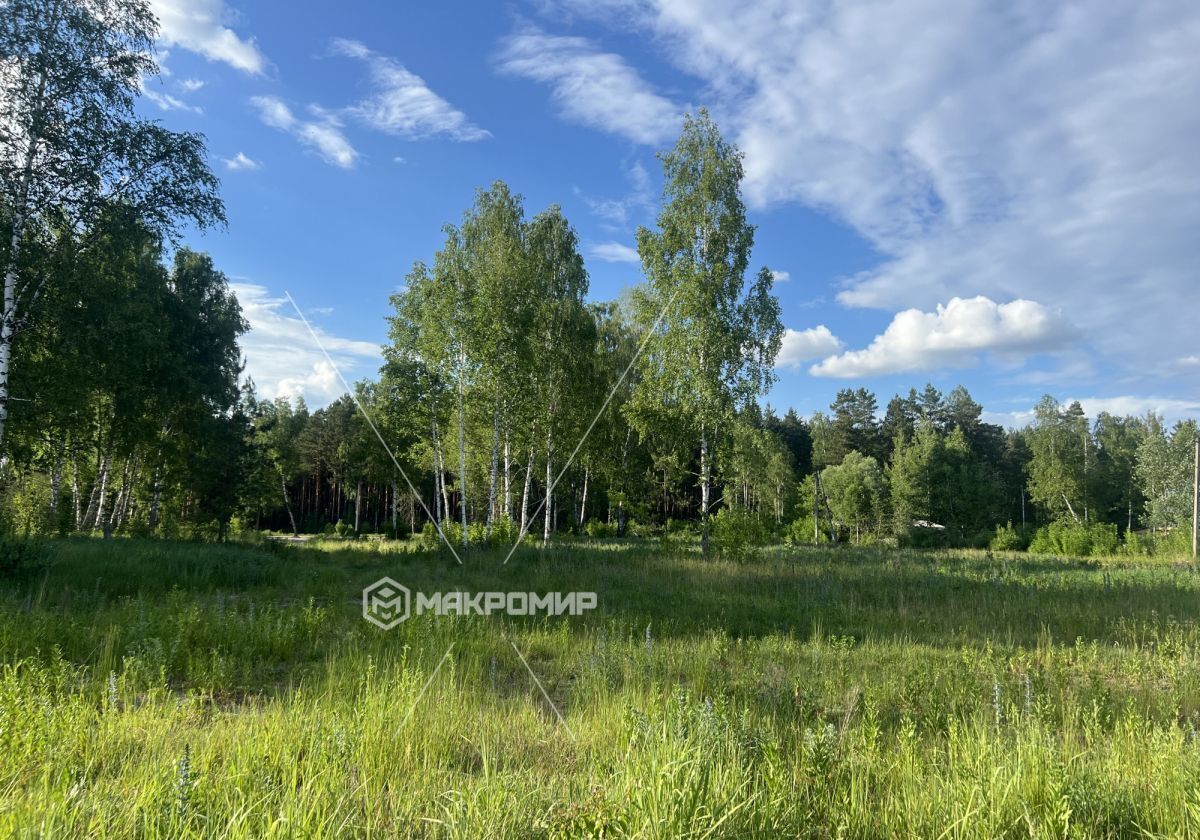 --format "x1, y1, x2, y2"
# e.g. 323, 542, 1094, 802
232, 283, 380, 404
987, 395, 1200, 429
142, 85, 202, 114
149, 0, 266, 74
539, 0, 1200, 396
332, 38, 490, 141
588, 241, 640, 263
811, 297, 1075, 378
251, 96, 358, 169
497, 28, 682, 145
770, 270, 790, 282
223, 151, 260, 171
